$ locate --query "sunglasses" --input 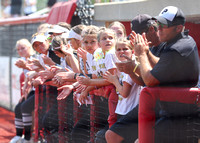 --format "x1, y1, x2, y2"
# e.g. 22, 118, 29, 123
157, 22, 169, 28
157, 22, 179, 29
